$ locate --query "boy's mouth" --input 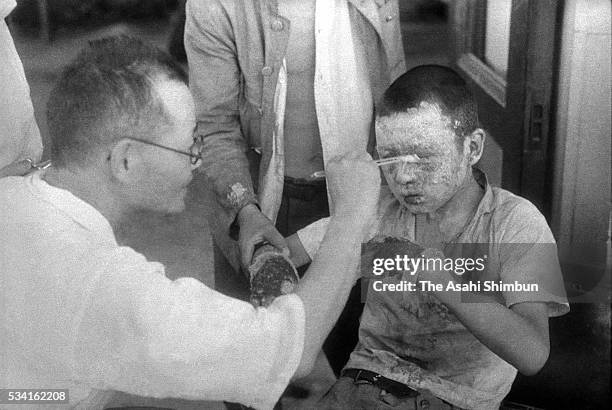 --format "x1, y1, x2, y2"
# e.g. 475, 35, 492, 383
403, 194, 424, 204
